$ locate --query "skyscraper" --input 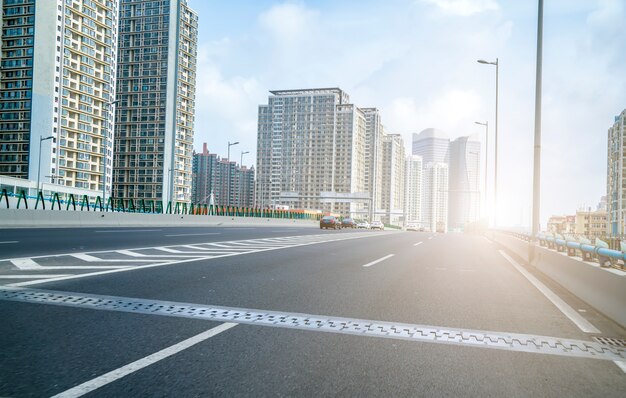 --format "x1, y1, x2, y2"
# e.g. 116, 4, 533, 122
448, 135, 481, 231
379, 134, 406, 225
0, 0, 119, 193
405, 155, 423, 225
607, 108, 626, 235
113, 0, 198, 204
424, 162, 448, 232
413, 128, 450, 231
362, 108, 384, 220
256, 88, 368, 216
